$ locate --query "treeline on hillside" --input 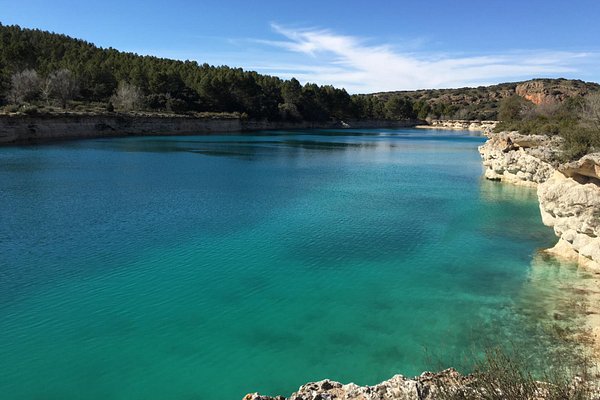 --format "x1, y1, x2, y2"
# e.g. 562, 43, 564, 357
494, 93, 600, 160
375, 84, 516, 120
376, 78, 600, 121
0, 23, 420, 122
